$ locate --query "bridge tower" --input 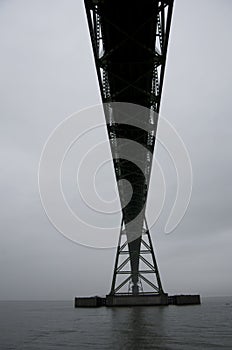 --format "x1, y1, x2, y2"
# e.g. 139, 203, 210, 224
84, 0, 174, 301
